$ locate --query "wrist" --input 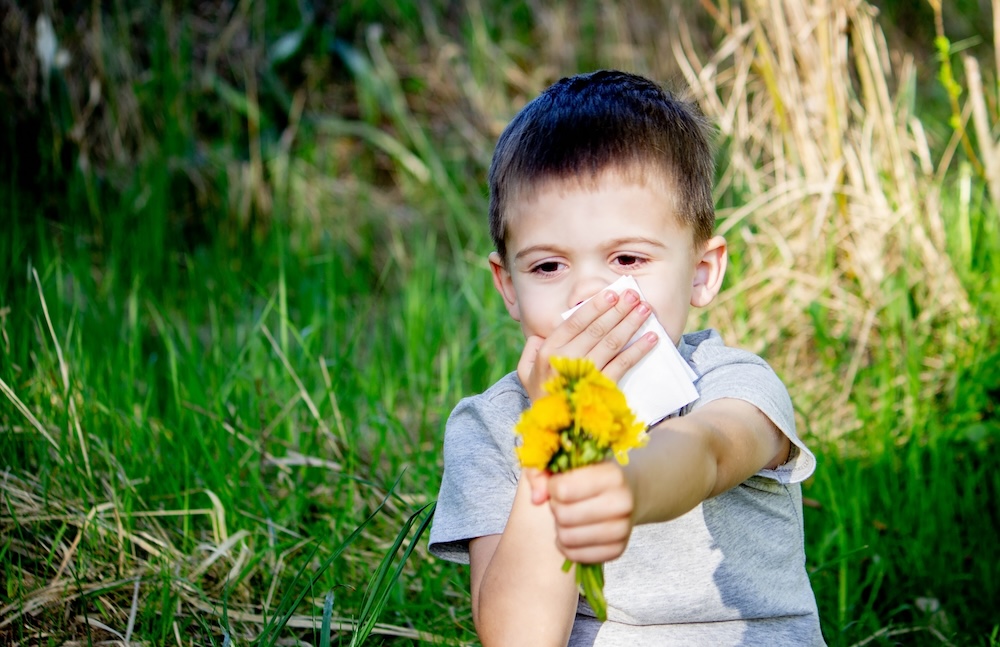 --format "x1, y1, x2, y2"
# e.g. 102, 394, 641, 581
622, 463, 643, 525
